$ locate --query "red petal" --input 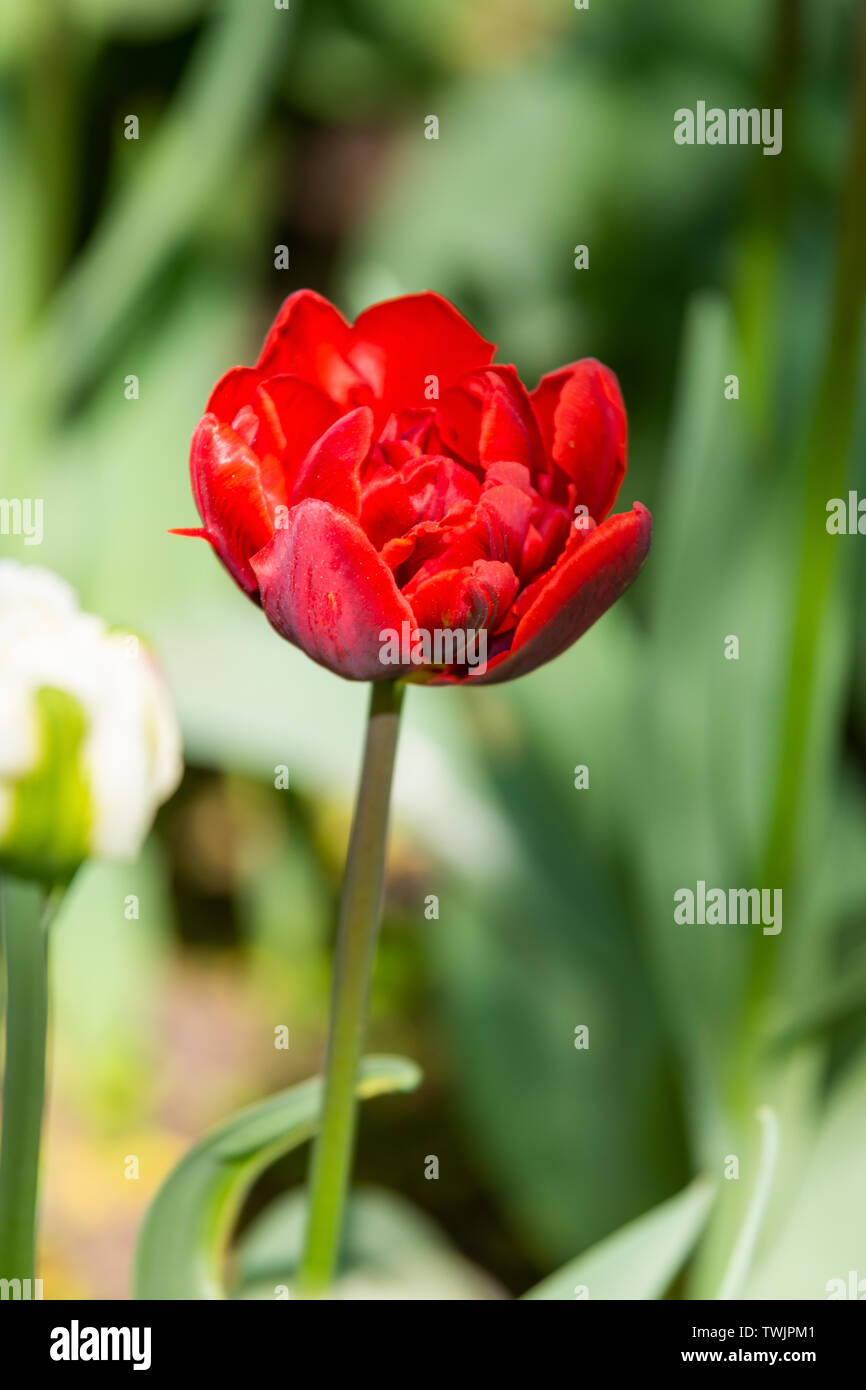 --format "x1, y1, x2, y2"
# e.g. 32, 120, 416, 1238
401, 510, 488, 593
476, 484, 533, 569
408, 559, 519, 637
360, 469, 416, 550
189, 415, 276, 595
380, 534, 417, 571
519, 507, 571, 580
483, 460, 534, 494
439, 366, 543, 472
402, 455, 481, 523
256, 290, 370, 406
250, 499, 417, 680
205, 366, 340, 499
252, 376, 340, 482
478, 367, 544, 469
468, 503, 652, 684
206, 366, 266, 422
290, 407, 374, 517
531, 359, 627, 521
349, 292, 495, 414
